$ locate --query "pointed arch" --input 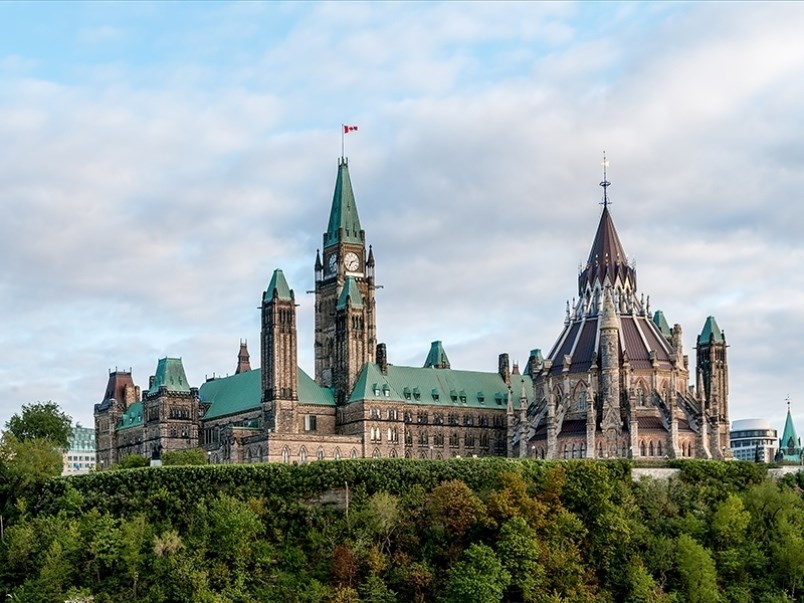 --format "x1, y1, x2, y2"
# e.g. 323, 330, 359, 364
299, 446, 308, 464
640, 441, 646, 457
282, 446, 290, 464
648, 442, 654, 457
350, 448, 358, 459
372, 448, 381, 458
404, 450, 411, 459
657, 441, 663, 457
435, 452, 443, 460
317, 447, 324, 461
420, 451, 427, 459
334, 447, 342, 460
389, 448, 398, 458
